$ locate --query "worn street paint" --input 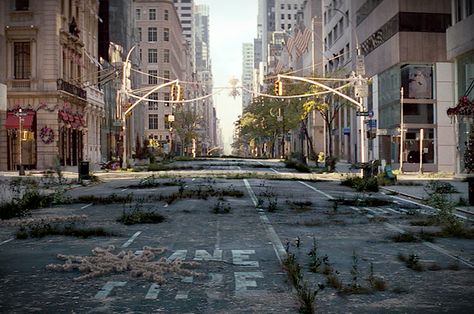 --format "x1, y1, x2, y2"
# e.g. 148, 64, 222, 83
0, 238, 13, 246
145, 283, 161, 299
234, 272, 264, 293
121, 188, 128, 192
207, 273, 224, 287
363, 207, 380, 215
243, 179, 287, 265
80, 203, 93, 209
166, 250, 187, 262
175, 290, 189, 300
232, 250, 259, 267
298, 181, 335, 199
270, 168, 279, 174
181, 276, 193, 283
194, 249, 223, 261
95, 281, 126, 299
134, 250, 143, 256
121, 231, 142, 248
